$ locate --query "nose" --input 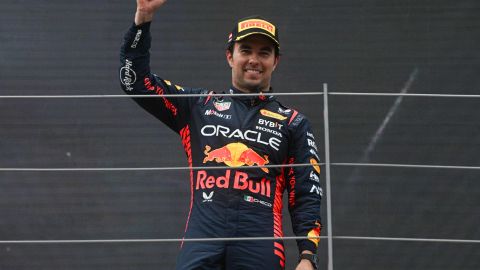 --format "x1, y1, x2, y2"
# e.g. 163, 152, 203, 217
248, 54, 260, 66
